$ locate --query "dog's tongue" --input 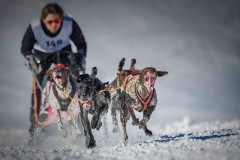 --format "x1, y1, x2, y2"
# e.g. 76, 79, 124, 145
82, 101, 92, 110
56, 78, 62, 84
145, 77, 155, 91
